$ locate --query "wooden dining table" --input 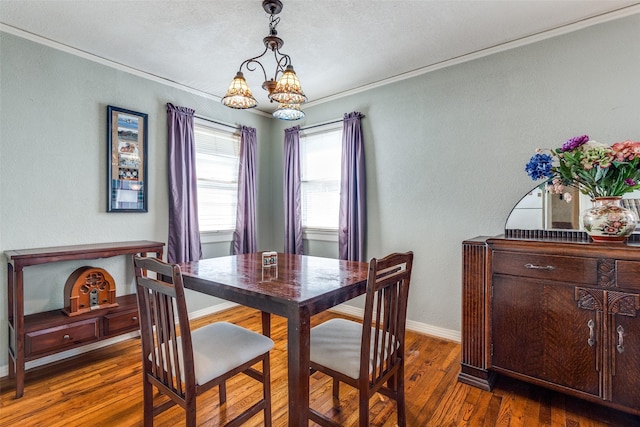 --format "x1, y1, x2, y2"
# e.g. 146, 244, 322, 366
179, 252, 370, 426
